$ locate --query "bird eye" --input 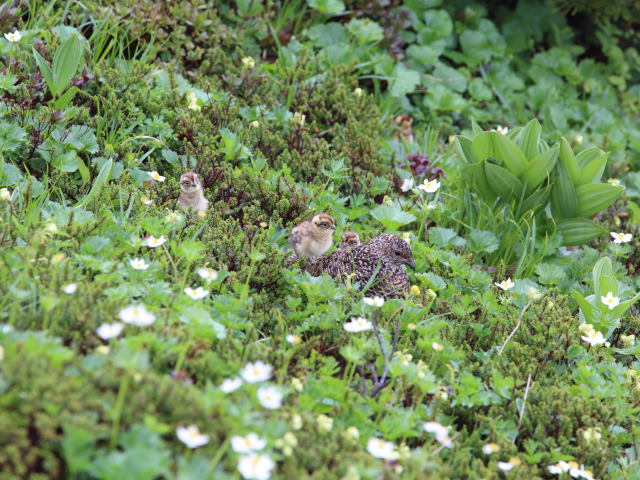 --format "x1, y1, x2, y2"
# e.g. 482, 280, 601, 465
394, 250, 401, 256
